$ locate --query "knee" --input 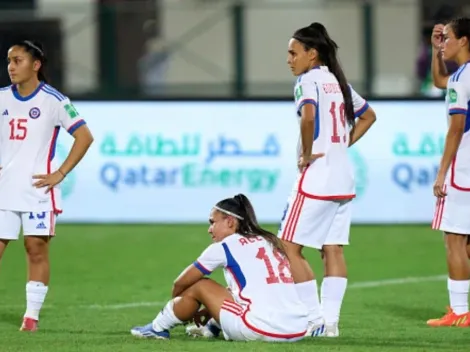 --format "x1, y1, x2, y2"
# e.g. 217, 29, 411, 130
282, 241, 303, 259
24, 240, 48, 264
445, 234, 467, 254
322, 245, 344, 260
